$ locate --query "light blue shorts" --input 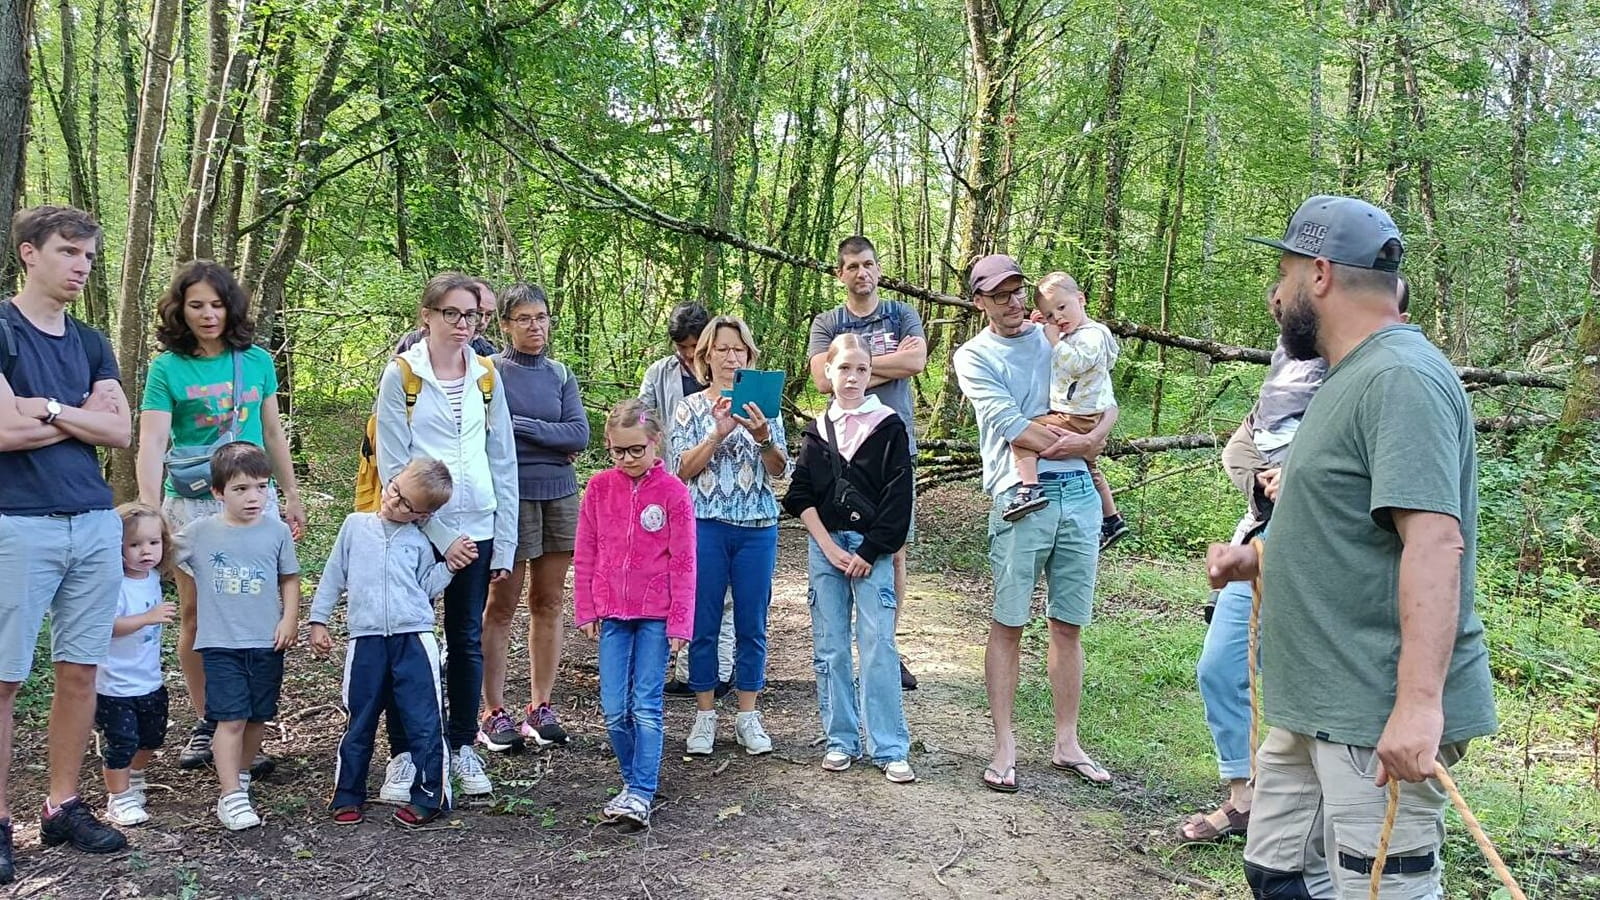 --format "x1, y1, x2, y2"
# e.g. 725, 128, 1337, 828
0, 510, 122, 682
986, 471, 1100, 628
